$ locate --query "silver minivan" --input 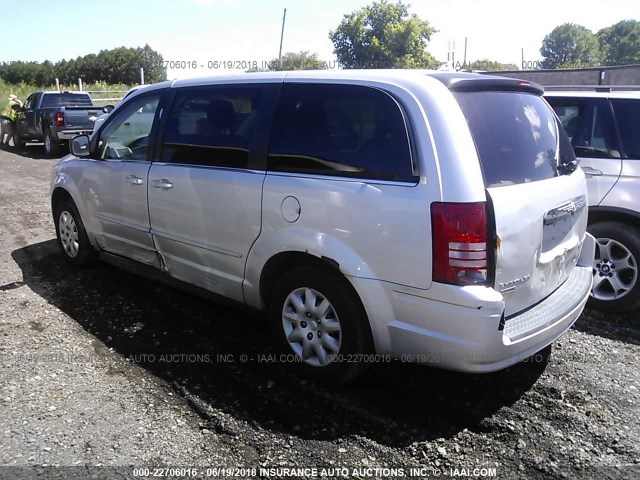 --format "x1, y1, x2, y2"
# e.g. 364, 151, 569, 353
51, 71, 595, 383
